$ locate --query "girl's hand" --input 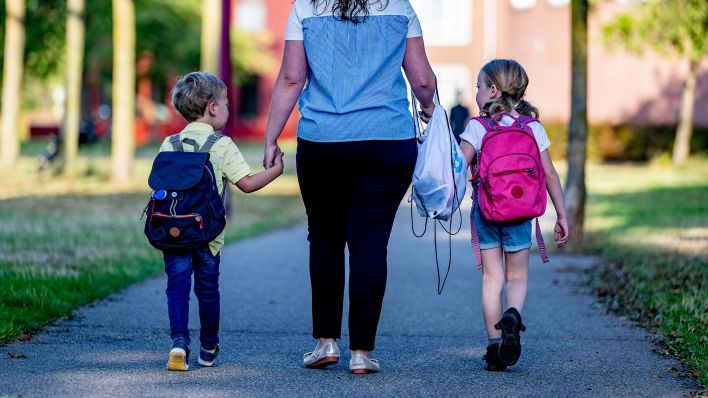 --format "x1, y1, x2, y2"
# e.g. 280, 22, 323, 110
263, 142, 281, 169
554, 217, 569, 247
